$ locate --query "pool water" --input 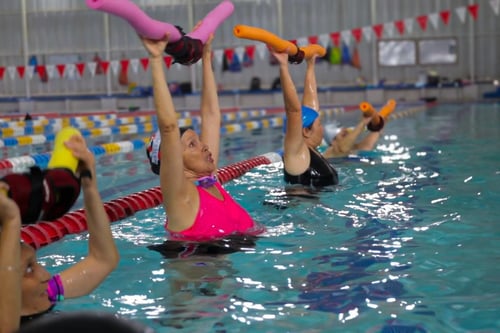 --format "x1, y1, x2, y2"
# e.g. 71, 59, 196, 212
35, 103, 500, 332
